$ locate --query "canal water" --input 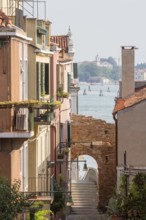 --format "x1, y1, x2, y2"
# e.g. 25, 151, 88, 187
78, 83, 119, 123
